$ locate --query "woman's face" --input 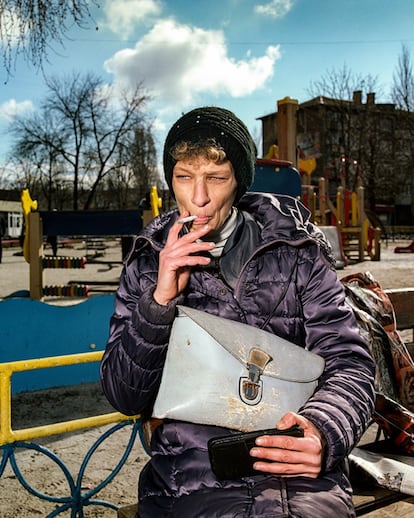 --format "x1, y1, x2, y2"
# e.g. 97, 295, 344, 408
172, 157, 238, 234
